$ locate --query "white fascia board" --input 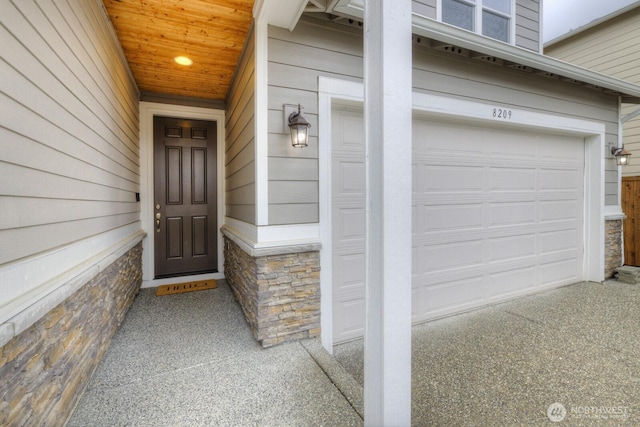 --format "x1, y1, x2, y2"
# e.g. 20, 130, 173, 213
333, 0, 364, 17
412, 15, 640, 99
254, 0, 308, 31
329, 0, 640, 99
